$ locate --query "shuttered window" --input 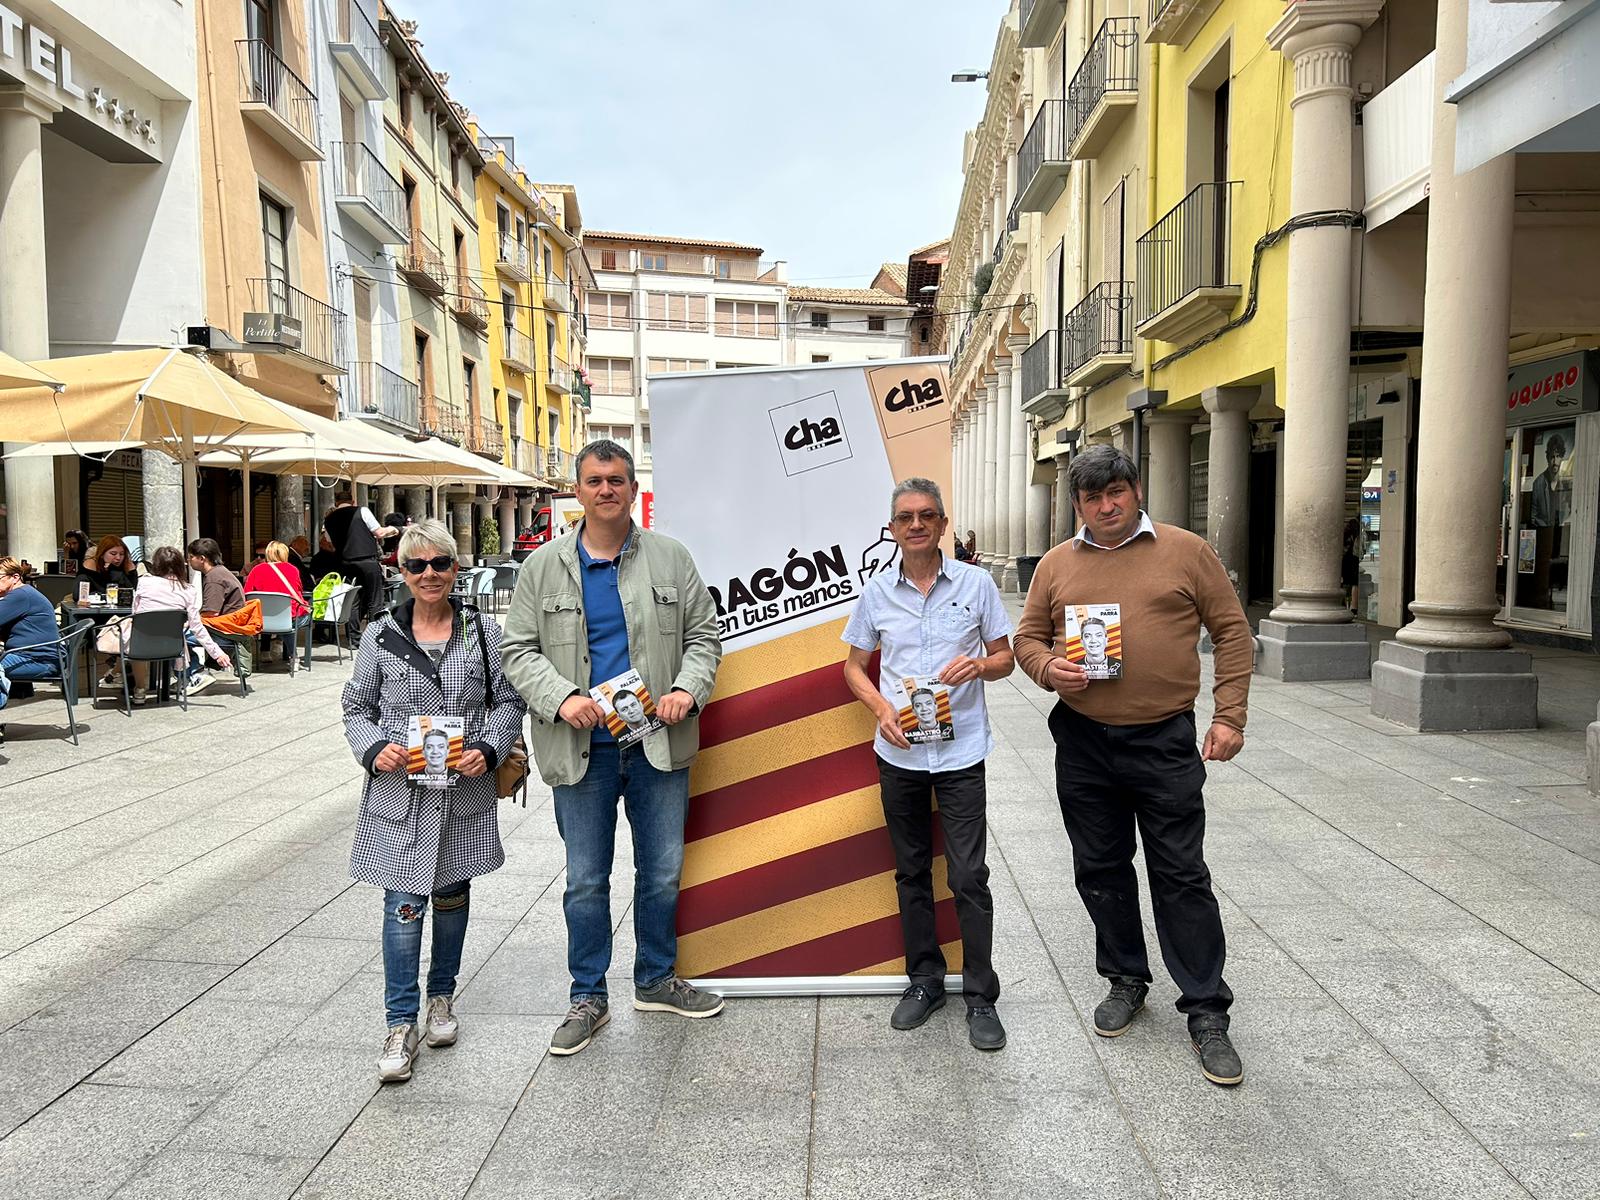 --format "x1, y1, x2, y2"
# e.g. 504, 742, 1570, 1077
645, 293, 708, 331
590, 357, 634, 394
85, 465, 145, 543
714, 300, 777, 338
646, 357, 707, 375
586, 291, 631, 329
